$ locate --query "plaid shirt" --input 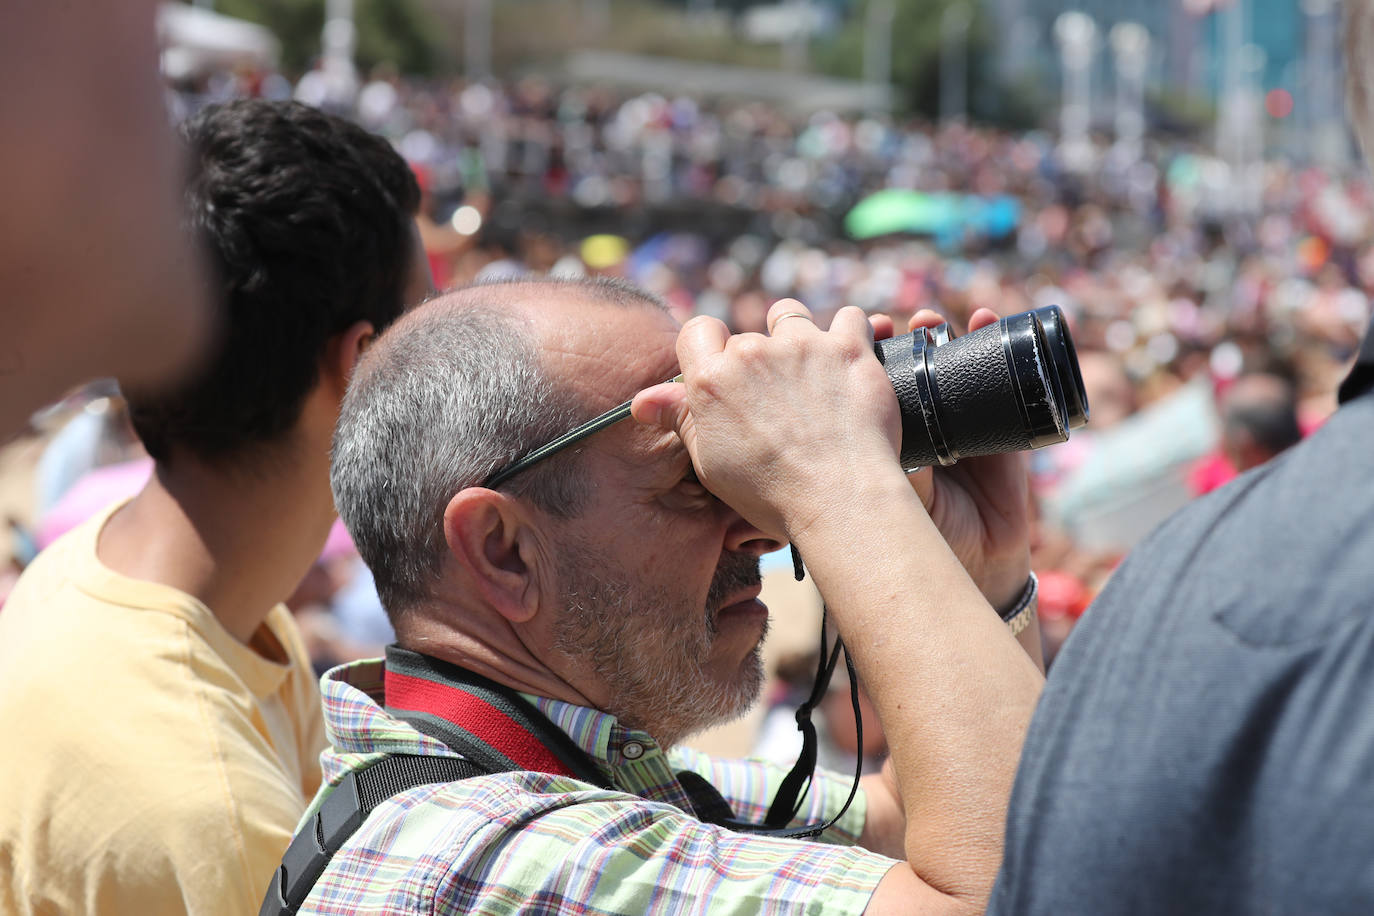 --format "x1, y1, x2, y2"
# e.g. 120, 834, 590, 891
299, 658, 898, 915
